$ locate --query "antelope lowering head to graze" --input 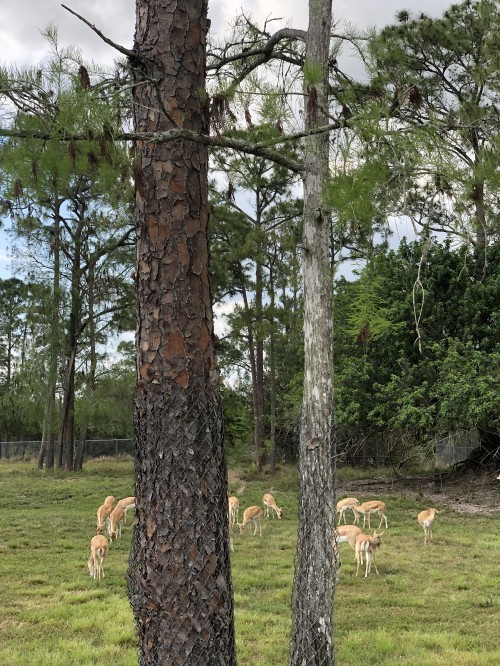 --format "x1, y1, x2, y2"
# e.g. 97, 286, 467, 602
262, 493, 283, 519
96, 502, 115, 534
353, 501, 388, 530
336, 497, 360, 524
115, 496, 136, 524
108, 506, 126, 542
335, 524, 363, 553
228, 496, 239, 527
88, 534, 108, 580
417, 507, 440, 544
238, 506, 263, 536
355, 531, 383, 578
